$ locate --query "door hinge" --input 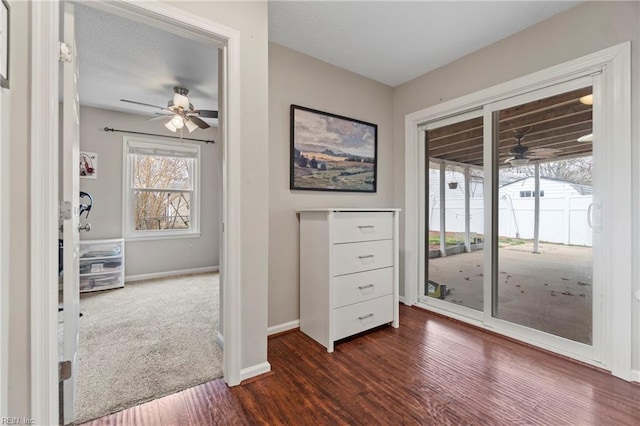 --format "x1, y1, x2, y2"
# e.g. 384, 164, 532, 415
59, 360, 72, 382
59, 42, 73, 63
